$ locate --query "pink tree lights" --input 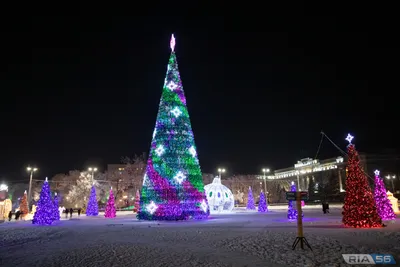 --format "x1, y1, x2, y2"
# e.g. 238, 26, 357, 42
105, 188, 116, 218
374, 170, 396, 220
